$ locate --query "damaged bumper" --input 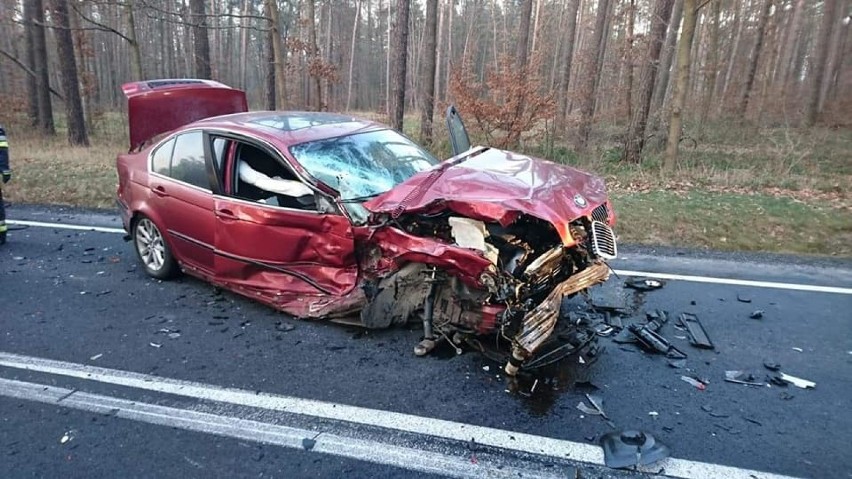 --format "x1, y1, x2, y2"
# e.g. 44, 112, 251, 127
505, 262, 611, 375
